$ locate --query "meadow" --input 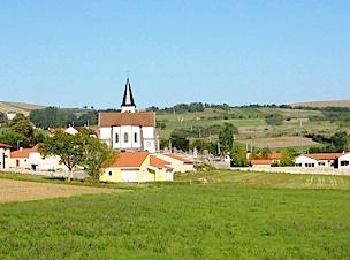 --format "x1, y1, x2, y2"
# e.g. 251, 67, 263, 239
156, 107, 349, 151
1, 170, 350, 259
